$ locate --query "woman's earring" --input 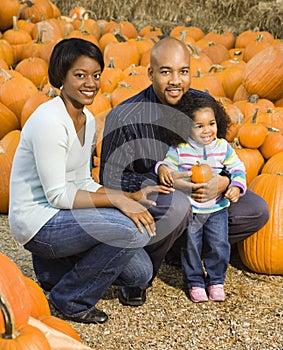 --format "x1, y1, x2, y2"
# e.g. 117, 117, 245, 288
60, 85, 64, 90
